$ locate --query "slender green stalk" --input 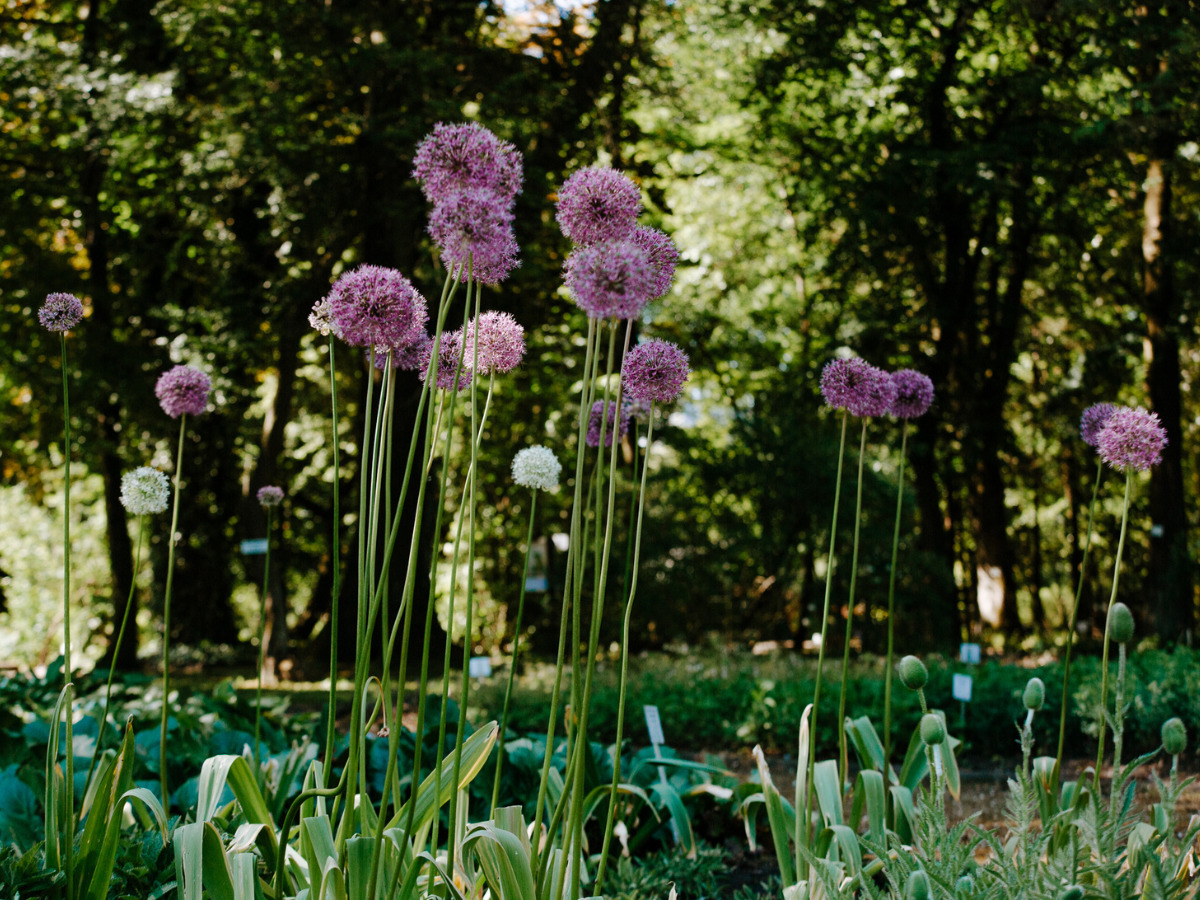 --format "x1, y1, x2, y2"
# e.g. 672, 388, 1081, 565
803, 409, 849, 870
57, 333, 76, 899
491, 489, 539, 812
1109, 642, 1128, 818
596, 410, 655, 893
882, 423, 909, 766
254, 506, 274, 772
323, 335, 342, 790
160, 414, 189, 809
1054, 458, 1104, 776
837, 418, 870, 783
1093, 467, 1133, 793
